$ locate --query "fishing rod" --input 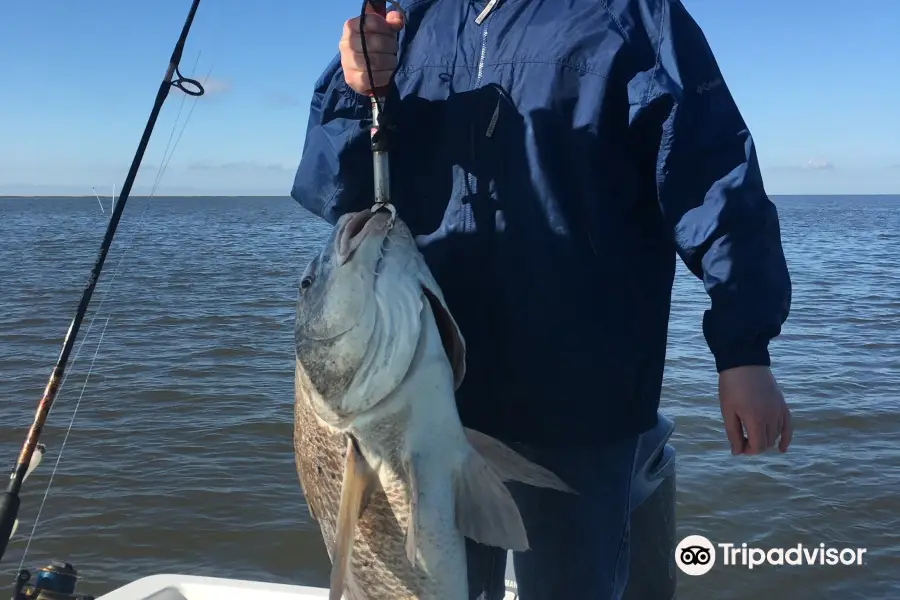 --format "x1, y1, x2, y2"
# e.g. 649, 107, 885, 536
0, 0, 205, 564
359, 0, 404, 212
